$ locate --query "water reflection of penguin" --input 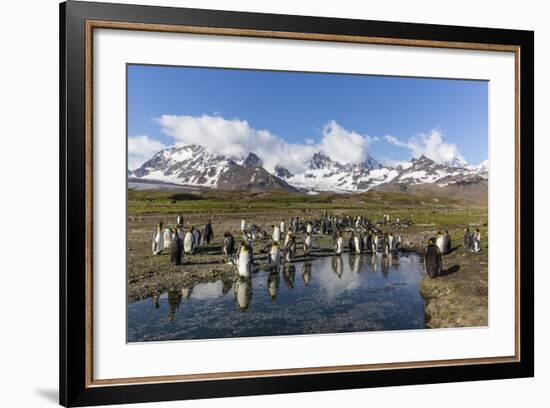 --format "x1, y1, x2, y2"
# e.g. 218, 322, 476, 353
167, 289, 182, 321
152, 222, 164, 255
331, 255, 343, 278
370, 253, 377, 273
152, 293, 160, 309
181, 285, 193, 300
424, 238, 442, 278
267, 271, 280, 300
351, 254, 363, 273
170, 228, 184, 266
302, 262, 312, 285
235, 277, 252, 312
380, 255, 390, 278
283, 264, 296, 289
222, 278, 233, 295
